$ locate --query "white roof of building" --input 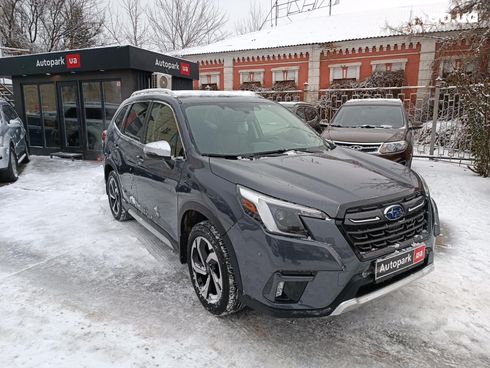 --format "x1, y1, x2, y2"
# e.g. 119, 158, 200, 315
177, 2, 458, 56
